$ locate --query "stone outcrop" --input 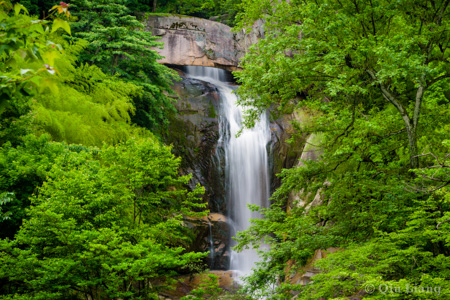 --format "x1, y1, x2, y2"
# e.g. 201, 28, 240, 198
166, 68, 225, 214
184, 213, 230, 270
158, 271, 239, 299
145, 15, 264, 71
270, 111, 305, 192
285, 248, 341, 289
287, 133, 326, 209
